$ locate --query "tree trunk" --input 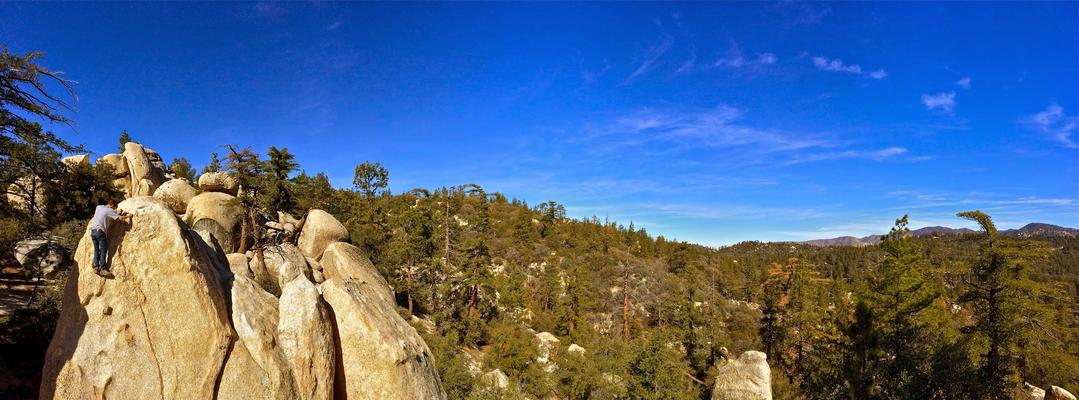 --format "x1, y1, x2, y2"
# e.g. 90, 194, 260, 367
622, 264, 630, 340
406, 267, 414, 315
443, 200, 450, 264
